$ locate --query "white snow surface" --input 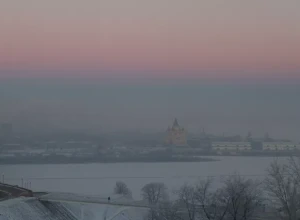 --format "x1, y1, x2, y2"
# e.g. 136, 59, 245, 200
0, 194, 148, 220
39, 192, 148, 207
